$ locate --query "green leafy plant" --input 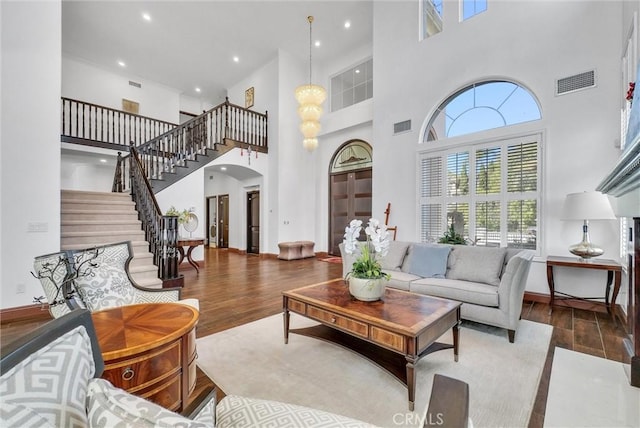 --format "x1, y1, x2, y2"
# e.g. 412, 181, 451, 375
165, 206, 190, 224
438, 223, 467, 245
343, 218, 391, 280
